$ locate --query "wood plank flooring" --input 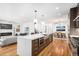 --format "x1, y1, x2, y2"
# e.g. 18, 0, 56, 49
38, 39, 72, 56
0, 44, 16, 56
0, 39, 72, 56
